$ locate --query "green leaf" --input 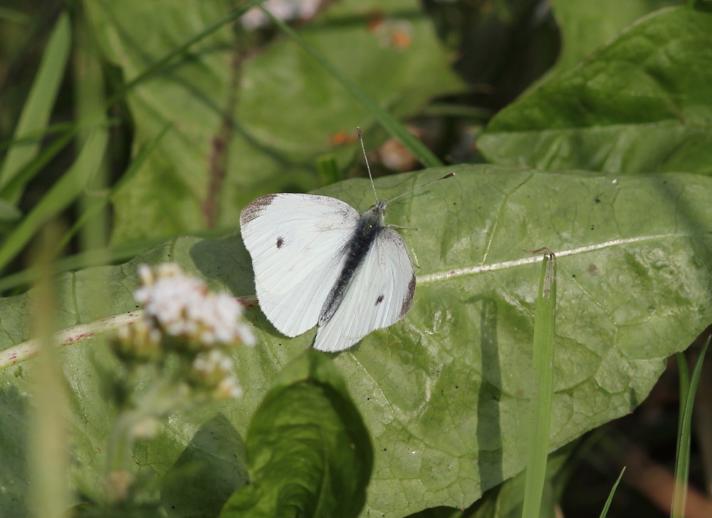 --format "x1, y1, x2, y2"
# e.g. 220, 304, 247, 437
479, 7, 712, 174
467, 447, 573, 518
160, 414, 249, 518
550, 0, 677, 72
0, 13, 71, 203
84, 0, 462, 244
1, 165, 711, 516
263, 6, 442, 168
220, 351, 372, 518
